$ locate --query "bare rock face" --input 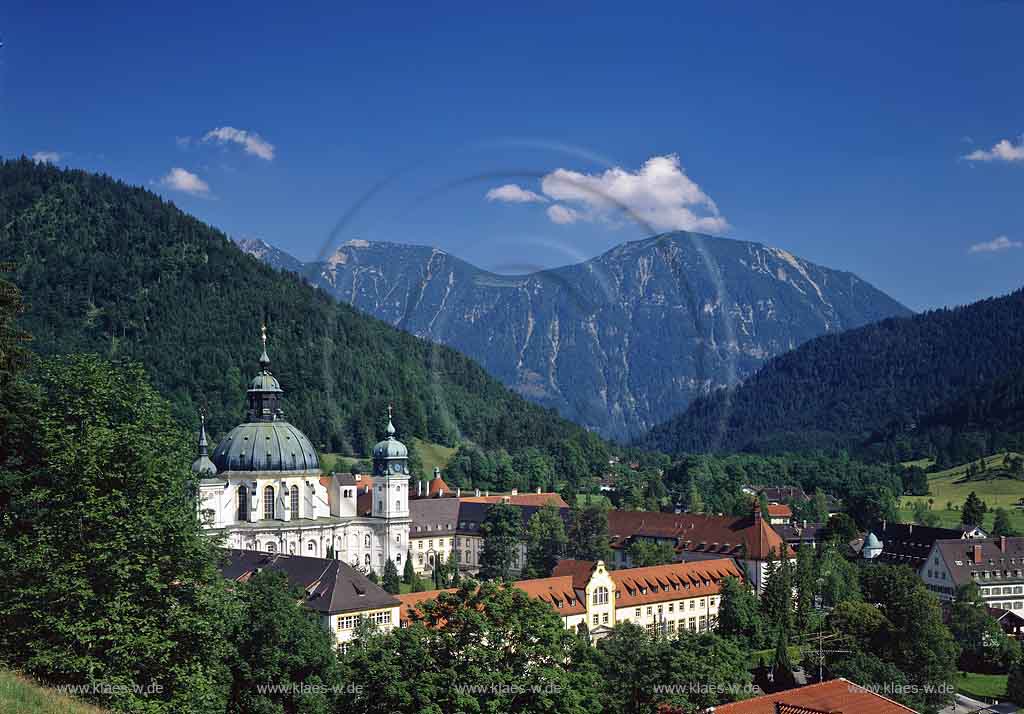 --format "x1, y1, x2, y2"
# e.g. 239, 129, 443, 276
239, 232, 910, 440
